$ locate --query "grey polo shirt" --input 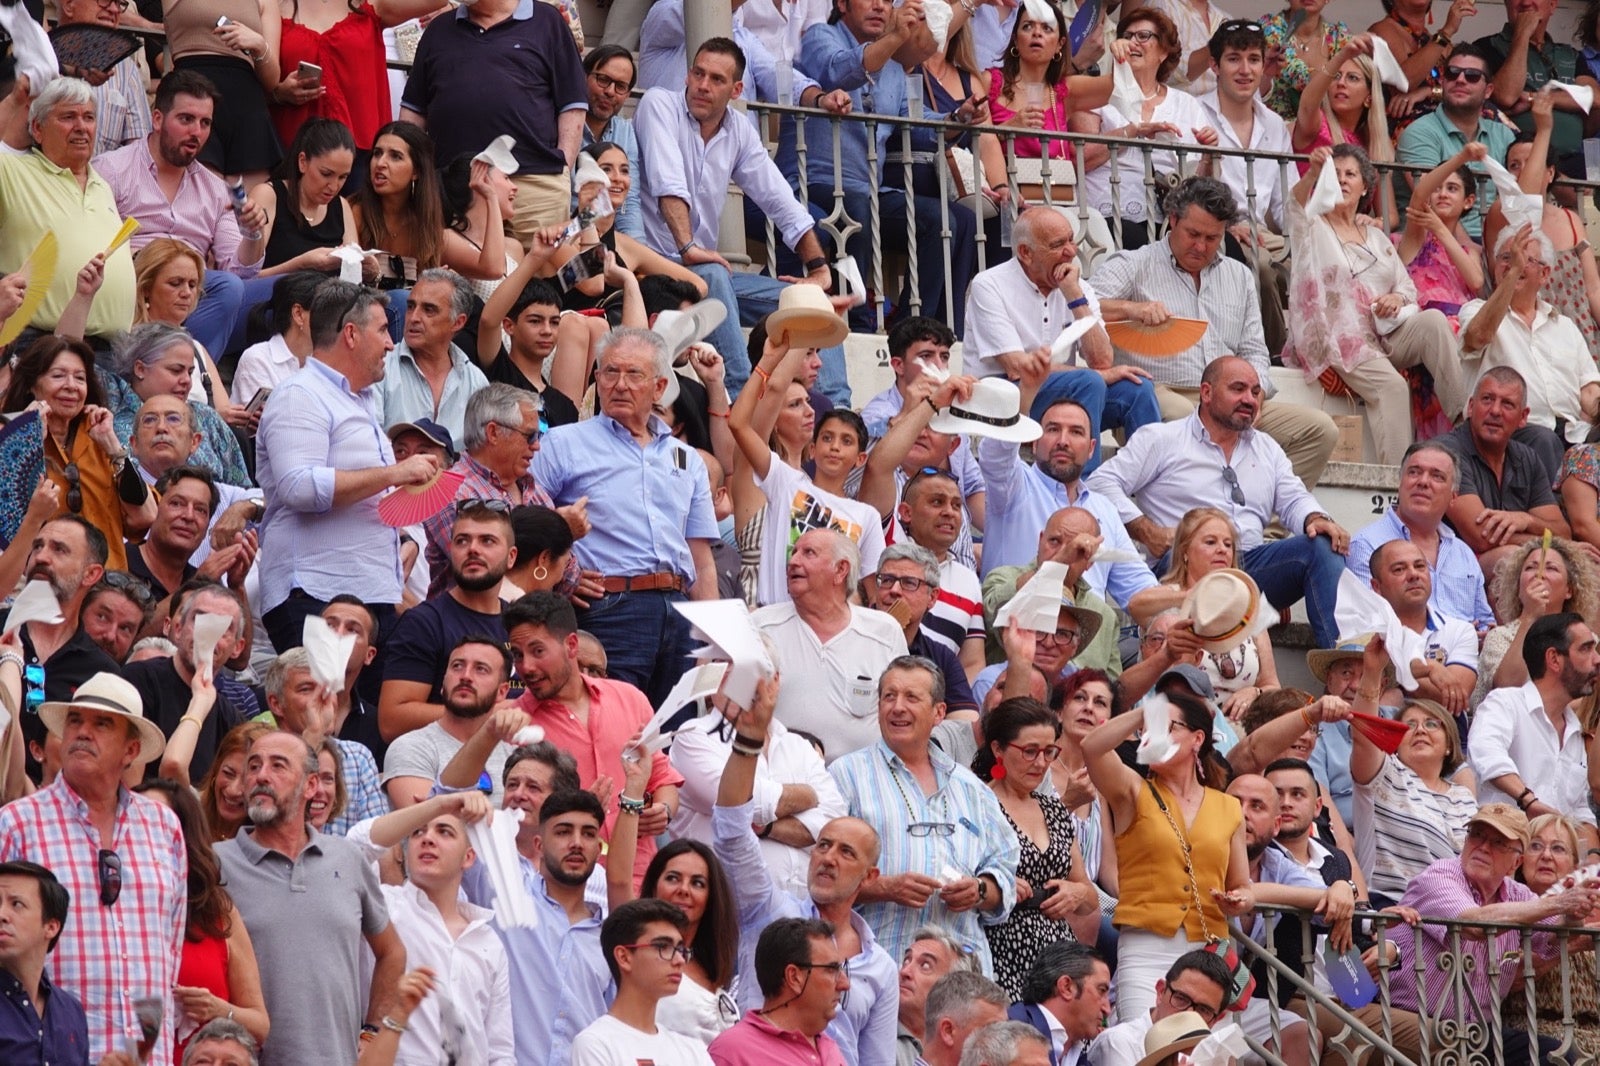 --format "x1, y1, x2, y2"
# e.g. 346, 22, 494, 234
217, 826, 389, 1066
